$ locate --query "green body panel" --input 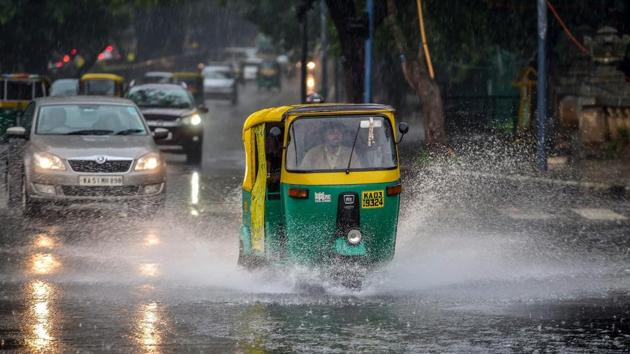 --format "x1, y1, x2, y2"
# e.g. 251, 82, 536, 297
0, 109, 19, 141
281, 181, 400, 266
264, 190, 285, 261
241, 181, 400, 267
241, 190, 253, 253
